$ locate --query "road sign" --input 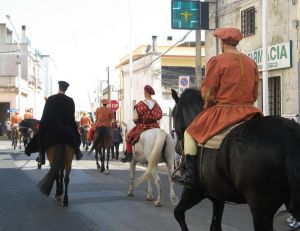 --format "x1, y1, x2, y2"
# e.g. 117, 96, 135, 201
179, 76, 190, 95
171, 1, 209, 30
7, 109, 19, 113
108, 100, 119, 111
